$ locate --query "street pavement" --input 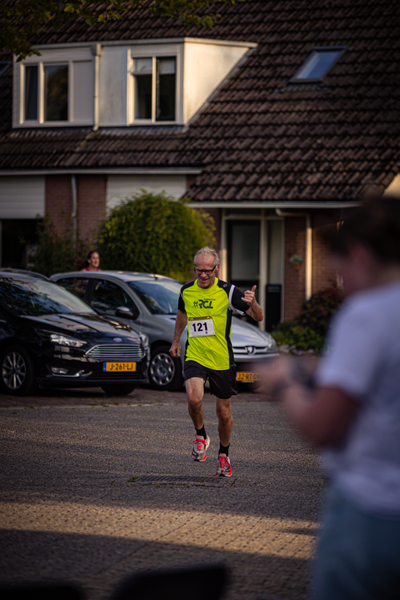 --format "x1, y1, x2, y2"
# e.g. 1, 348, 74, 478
0, 386, 325, 600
